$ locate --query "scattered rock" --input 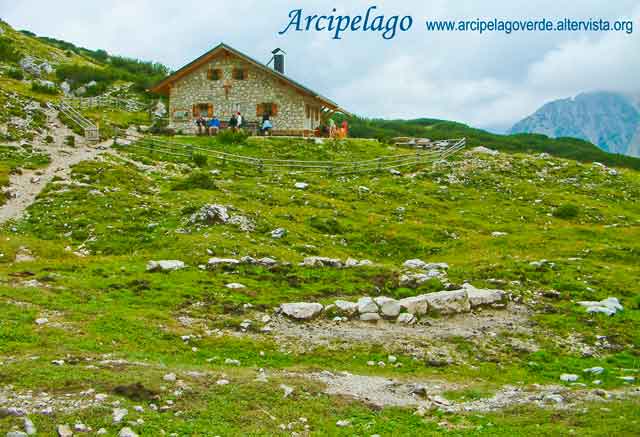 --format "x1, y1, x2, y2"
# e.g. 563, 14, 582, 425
34, 317, 48, 325
294, 182, 308, 189
23, 417, 36, 435
424, 289, 470, 314
225, 283, 246, 289
336, 420, 351, 427
464, 284, 506, 308
56, 425, 73, 437
560, 374, 579, 382
270, 228, 287, 238
583, 367, 604, 375
280, 384, 294, 398
189, 204, 229, 225
300, 256, 342, 268
118, 427, 139, 437
207, 257, 240, 268
146, 260, 185, 272
577, 297, 623, 316
471, 146, 499, 156
396, 313, 416, 324
163, 373, 177, 382
398, 295, 430, 315
280, 302, 323, 320
334, 300, 358, 315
